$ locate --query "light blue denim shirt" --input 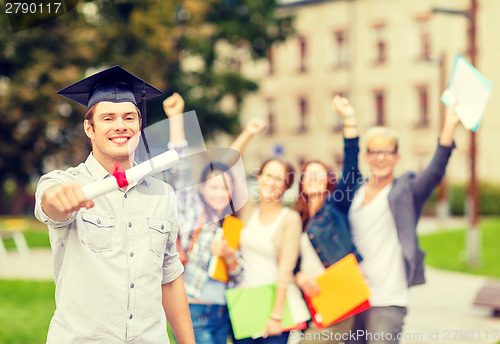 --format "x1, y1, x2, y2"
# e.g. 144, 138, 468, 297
35, 153, 183, 344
